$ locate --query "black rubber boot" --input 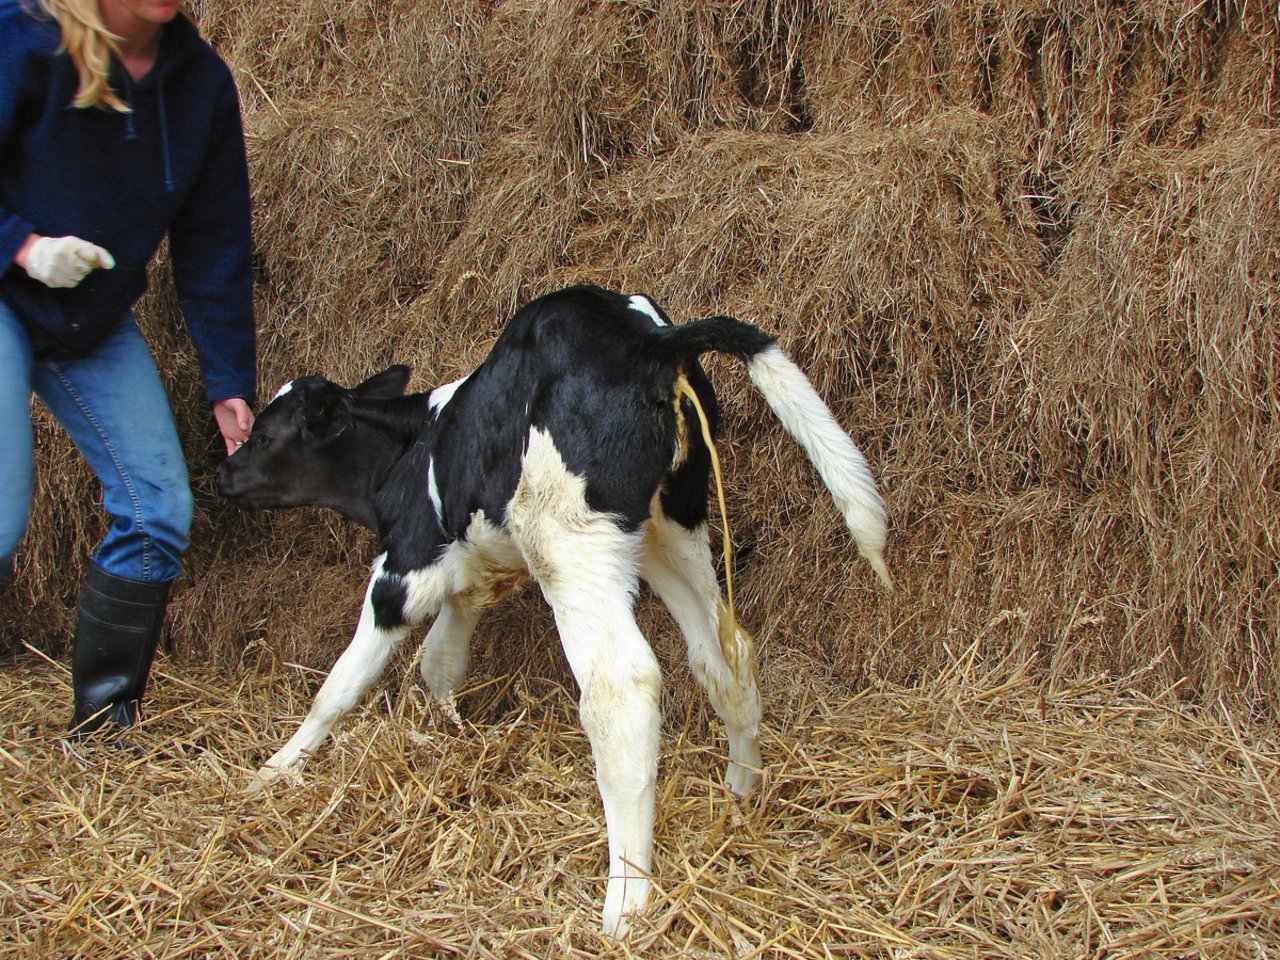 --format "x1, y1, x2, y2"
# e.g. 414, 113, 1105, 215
68, 563, 171, 736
